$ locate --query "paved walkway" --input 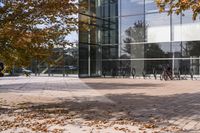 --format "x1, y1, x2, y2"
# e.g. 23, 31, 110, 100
0, 76, 200, 133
